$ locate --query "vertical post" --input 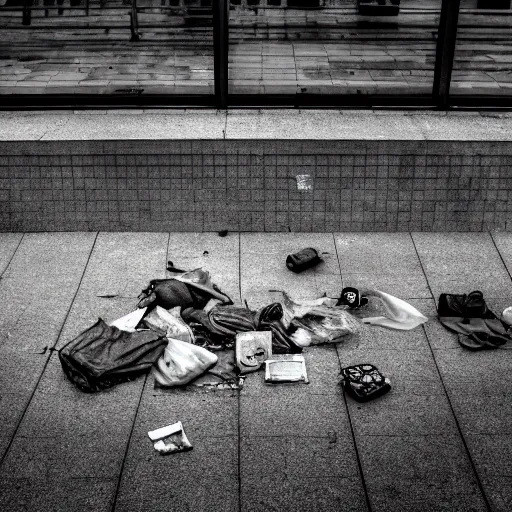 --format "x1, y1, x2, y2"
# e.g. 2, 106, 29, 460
130, 0, 140, 41
433, 0, 461, 109
213, 0, 228, 109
